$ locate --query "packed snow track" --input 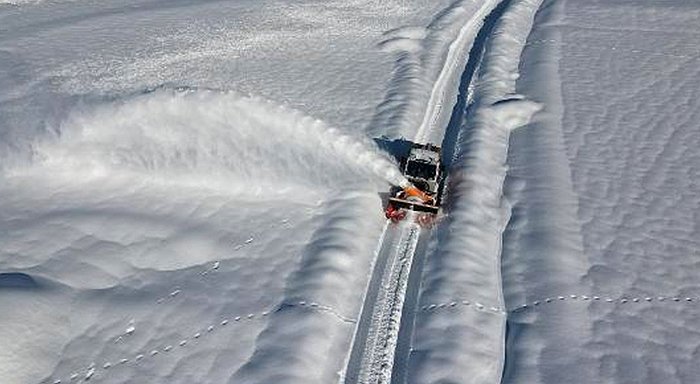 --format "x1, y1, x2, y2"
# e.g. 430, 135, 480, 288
344, 214, 431, 384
